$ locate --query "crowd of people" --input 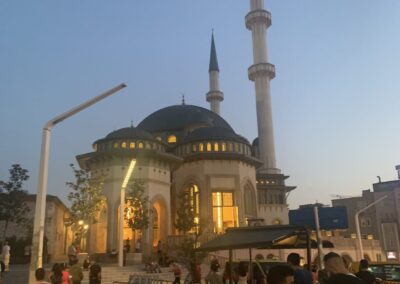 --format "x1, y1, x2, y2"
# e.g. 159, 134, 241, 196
33, 257, 101, 284
30, 246, 378, 284
201, 251, 378, 284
